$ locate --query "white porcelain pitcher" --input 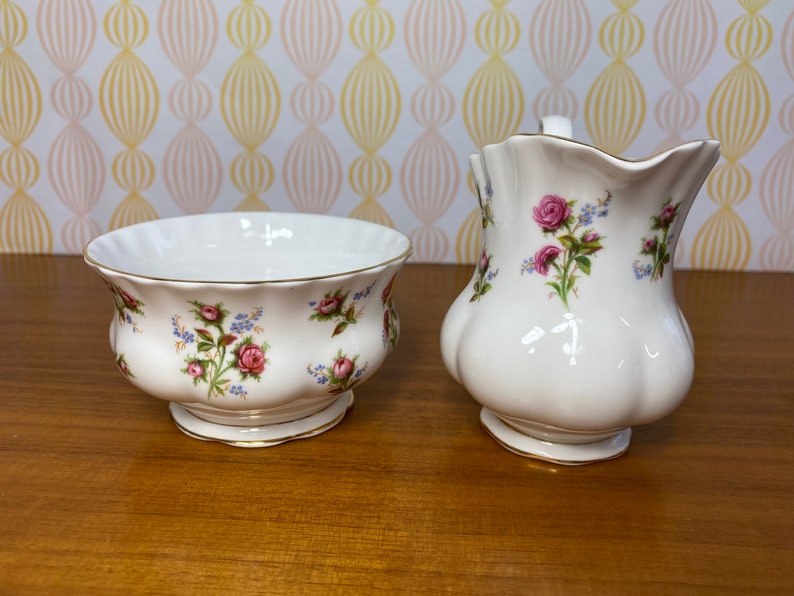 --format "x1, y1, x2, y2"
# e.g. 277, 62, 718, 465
440, 116, 720, 464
